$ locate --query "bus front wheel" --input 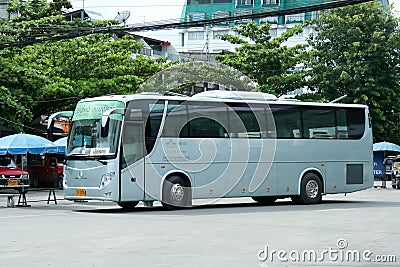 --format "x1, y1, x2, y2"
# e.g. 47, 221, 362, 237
292, 173, 322, 204
162, 175, 191, 210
